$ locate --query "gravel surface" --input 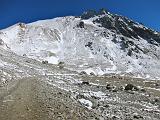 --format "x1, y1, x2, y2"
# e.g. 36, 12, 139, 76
0, 74, 160, 120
